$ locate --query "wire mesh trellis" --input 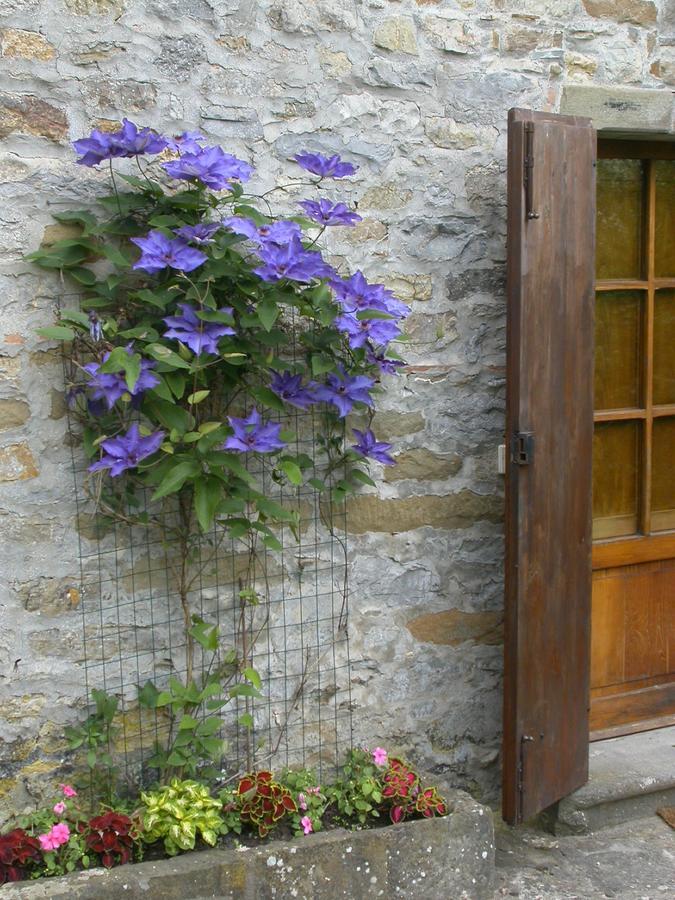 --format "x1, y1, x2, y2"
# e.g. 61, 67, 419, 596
64, 331, 353, 792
